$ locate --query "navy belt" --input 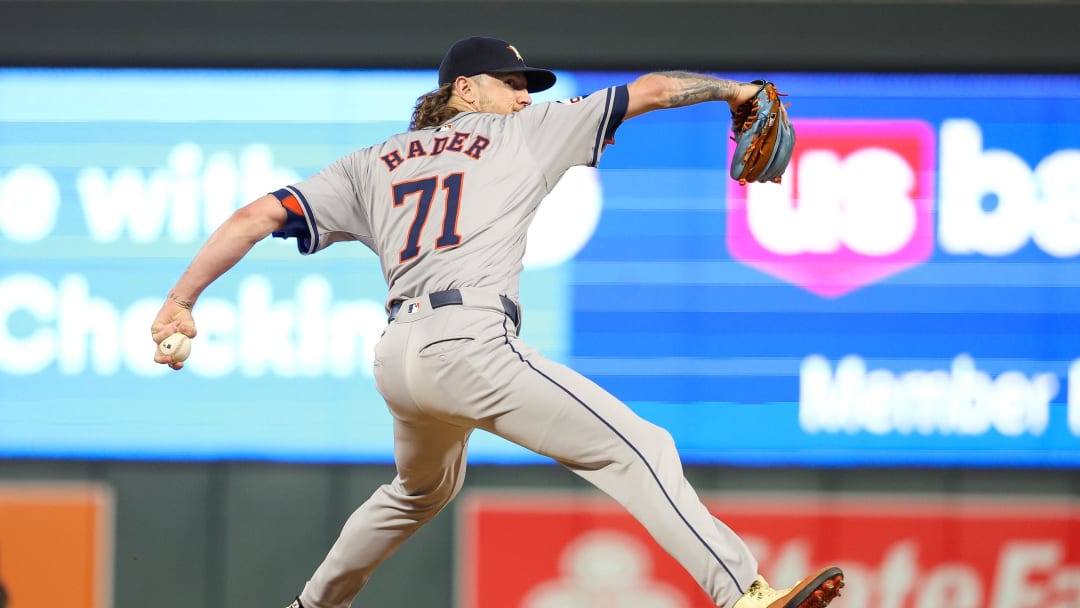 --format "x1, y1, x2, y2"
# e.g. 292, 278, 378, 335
388, 289, 520, 327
